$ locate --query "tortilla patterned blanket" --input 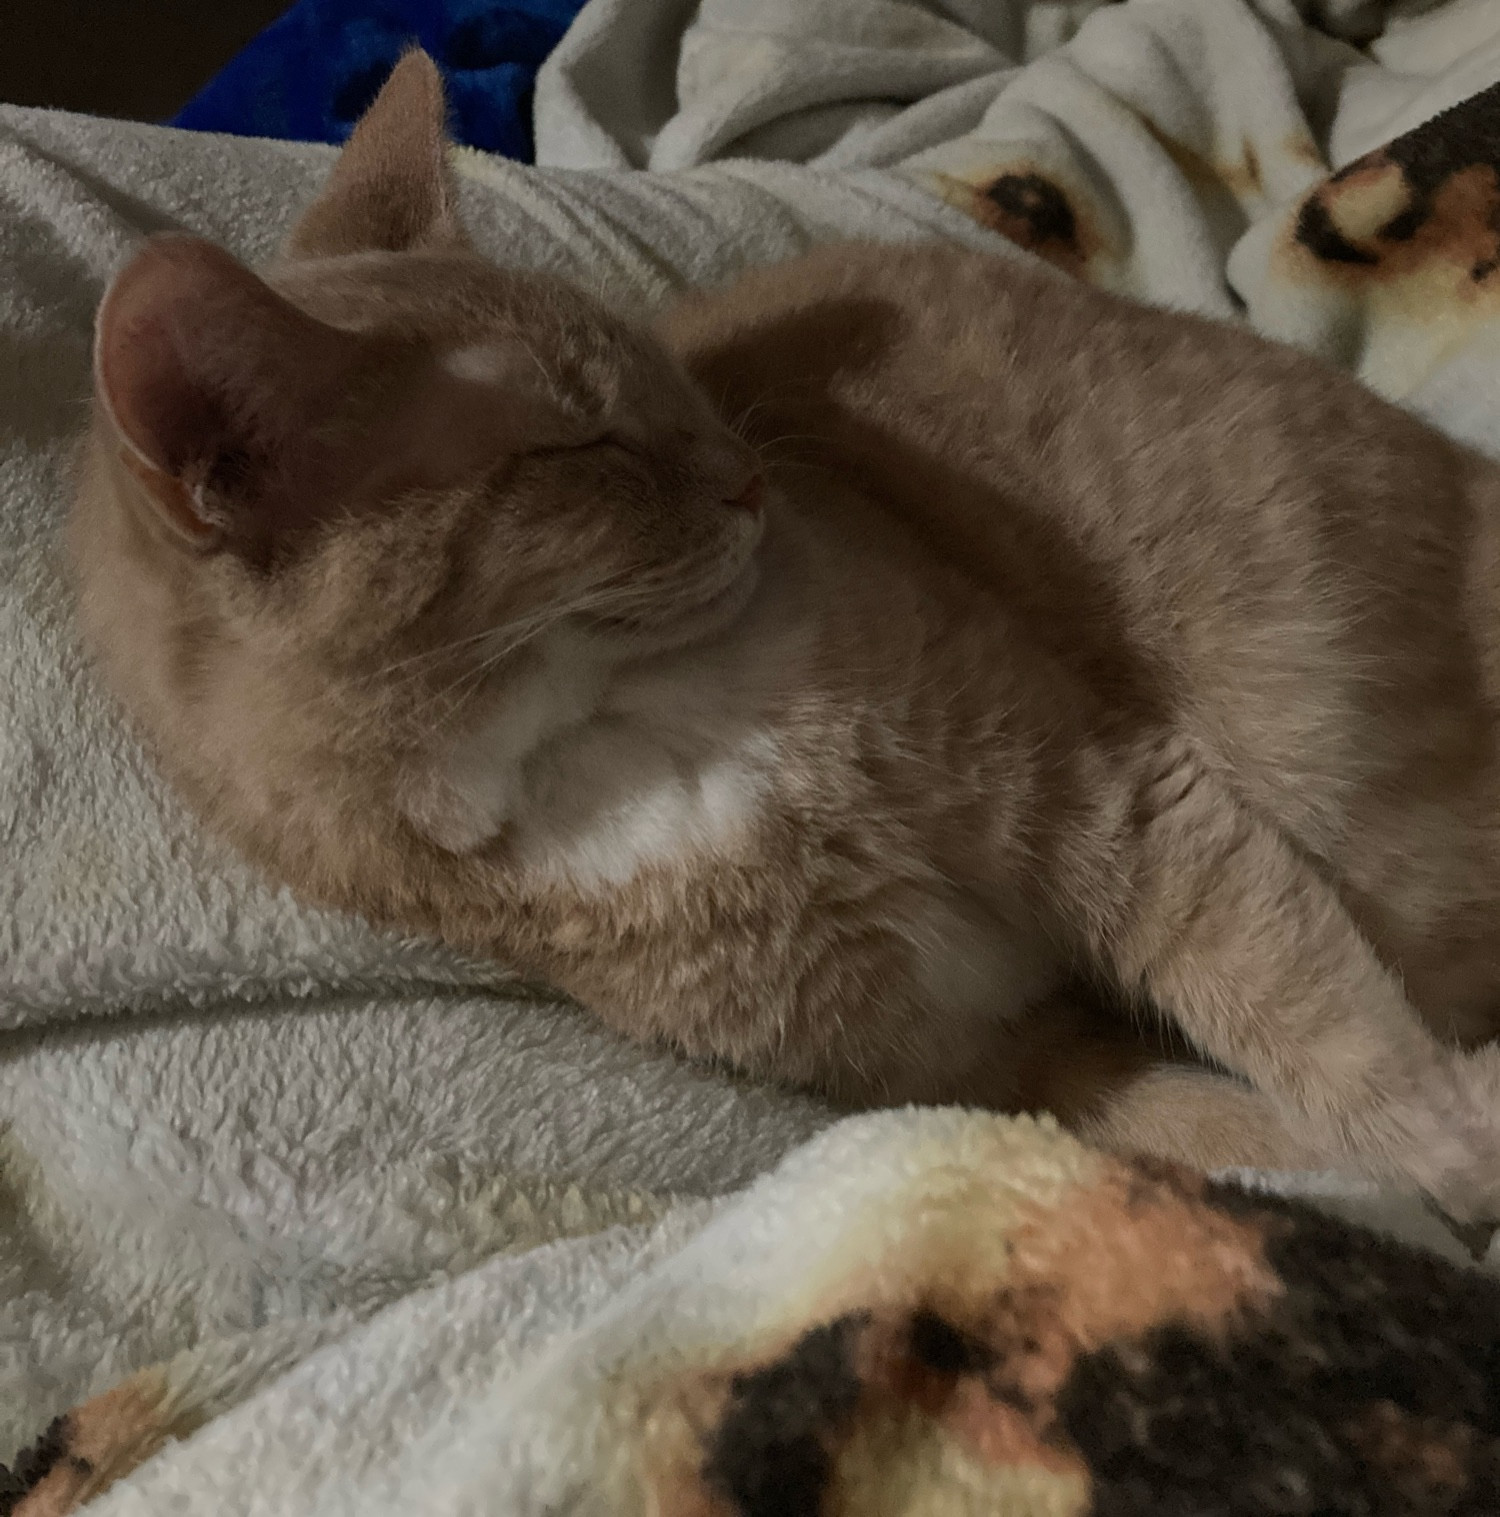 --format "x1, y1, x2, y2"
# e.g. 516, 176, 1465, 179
4, 1112, 1498, 1516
